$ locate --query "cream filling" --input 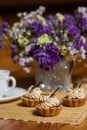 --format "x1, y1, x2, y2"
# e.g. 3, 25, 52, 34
66, 87, 85, 99
38, 96, 60, 108
40, 95, 50, 102
25, 85, 42, 99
